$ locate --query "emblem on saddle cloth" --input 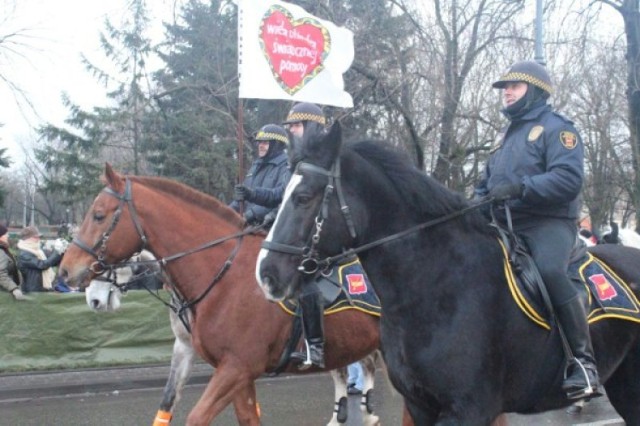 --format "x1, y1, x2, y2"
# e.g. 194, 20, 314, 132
279, 257, 381, 317
501, 240, 640, 329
